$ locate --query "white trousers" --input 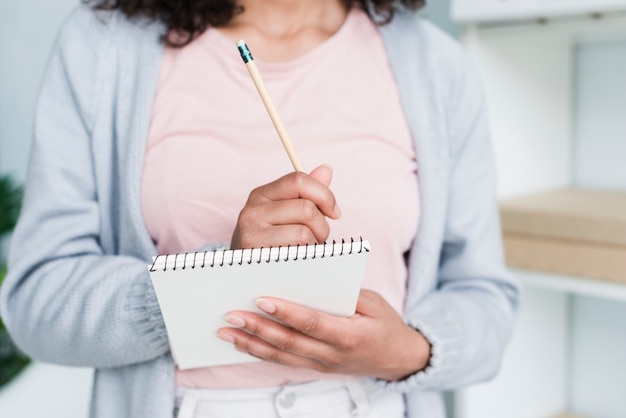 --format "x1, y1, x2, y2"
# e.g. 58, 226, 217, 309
175, 378, 405, 418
